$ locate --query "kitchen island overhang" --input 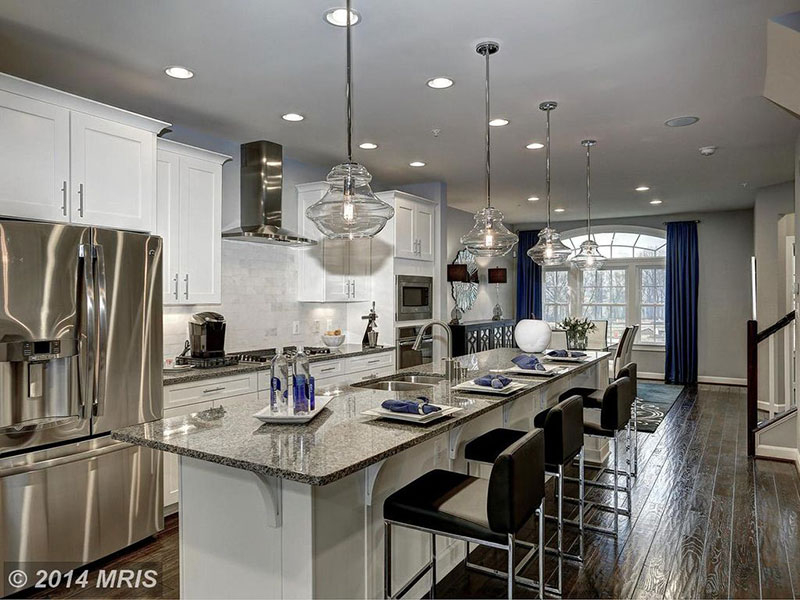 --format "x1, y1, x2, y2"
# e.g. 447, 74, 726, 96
113, 348, 610, 599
